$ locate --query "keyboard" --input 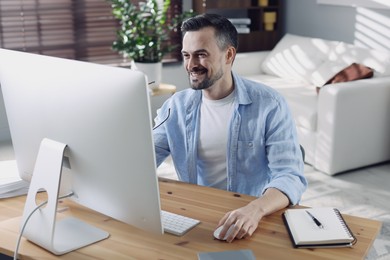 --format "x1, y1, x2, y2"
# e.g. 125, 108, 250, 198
161, 210, 200, 236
